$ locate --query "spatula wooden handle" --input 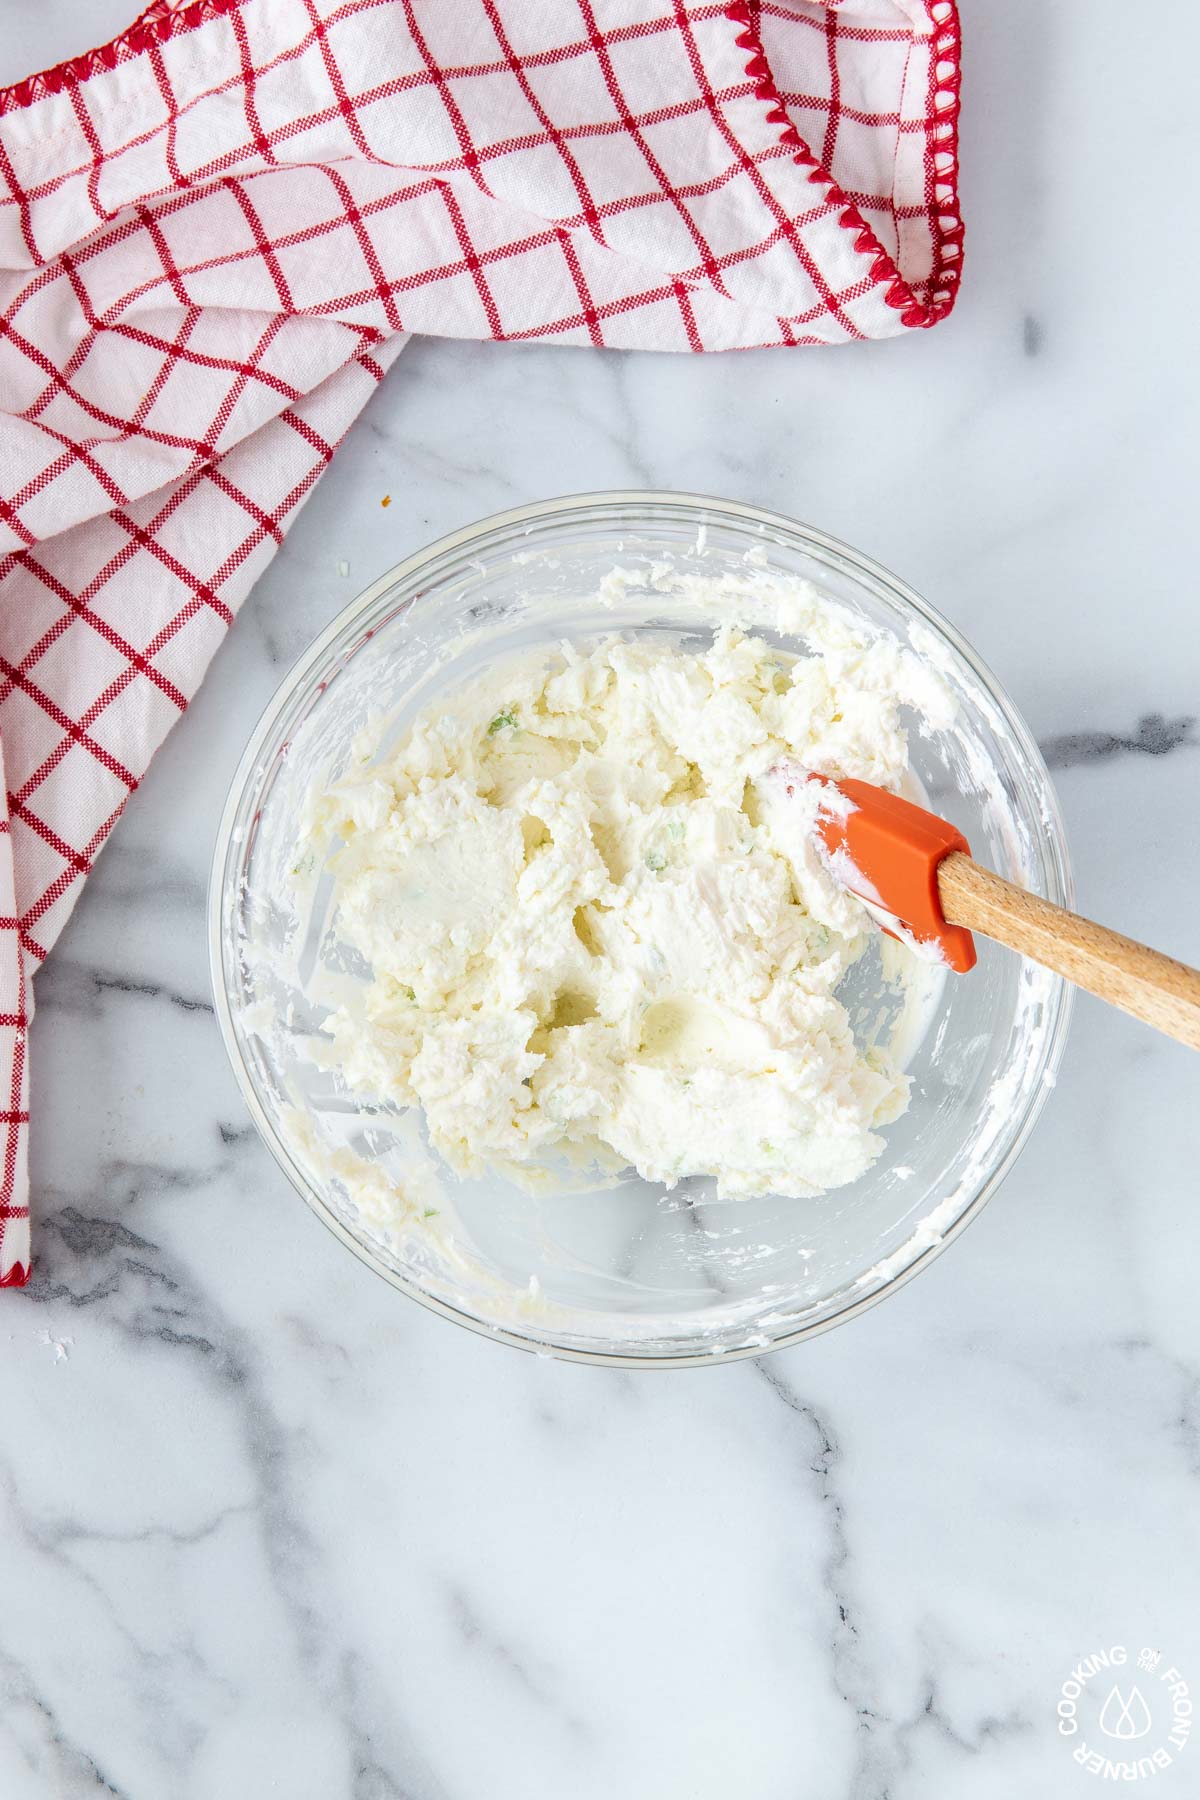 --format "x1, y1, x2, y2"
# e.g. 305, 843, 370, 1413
937, 853, 1200, 1050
